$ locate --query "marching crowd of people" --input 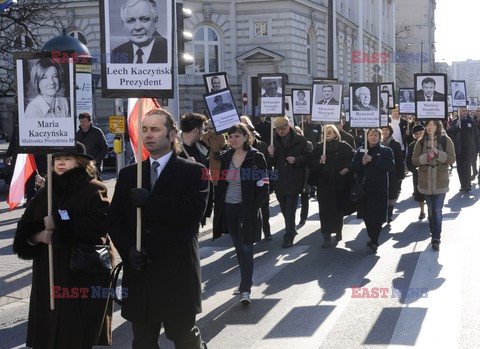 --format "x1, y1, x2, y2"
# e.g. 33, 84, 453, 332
13, 105, 480, 348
